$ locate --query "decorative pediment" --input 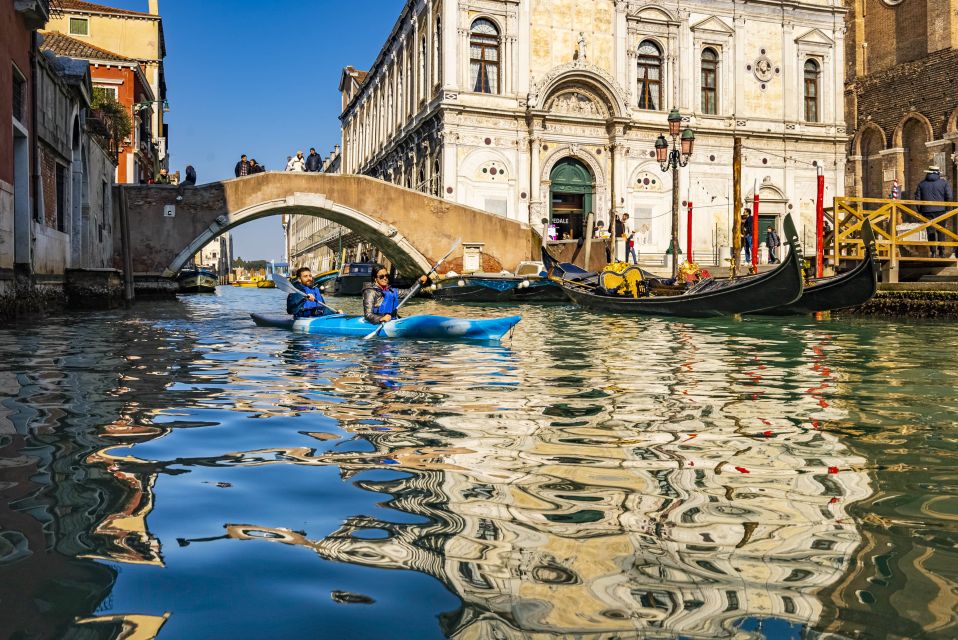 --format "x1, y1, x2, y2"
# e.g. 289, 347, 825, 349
528, 61, 631, 114
690, 15, 733, 35
628, 4, 677, 25
546, 89, 609, 118
795, 28, 834, 46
